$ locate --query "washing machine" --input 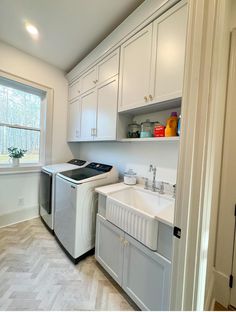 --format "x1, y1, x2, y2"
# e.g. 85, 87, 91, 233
54, 162, 118, 263
39, 159, 88, 232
